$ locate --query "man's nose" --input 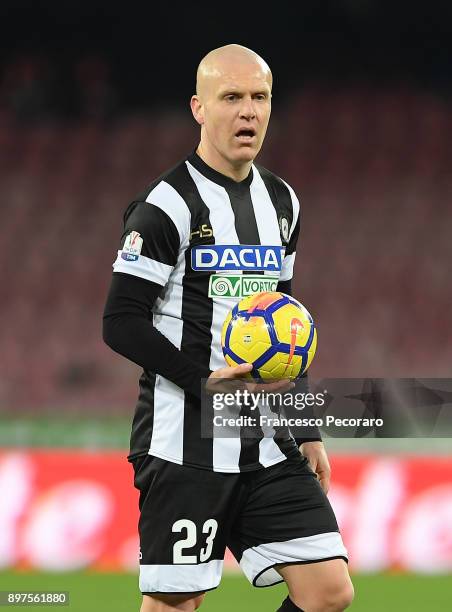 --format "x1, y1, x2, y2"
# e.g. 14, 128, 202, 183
239, 97, 256, 119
